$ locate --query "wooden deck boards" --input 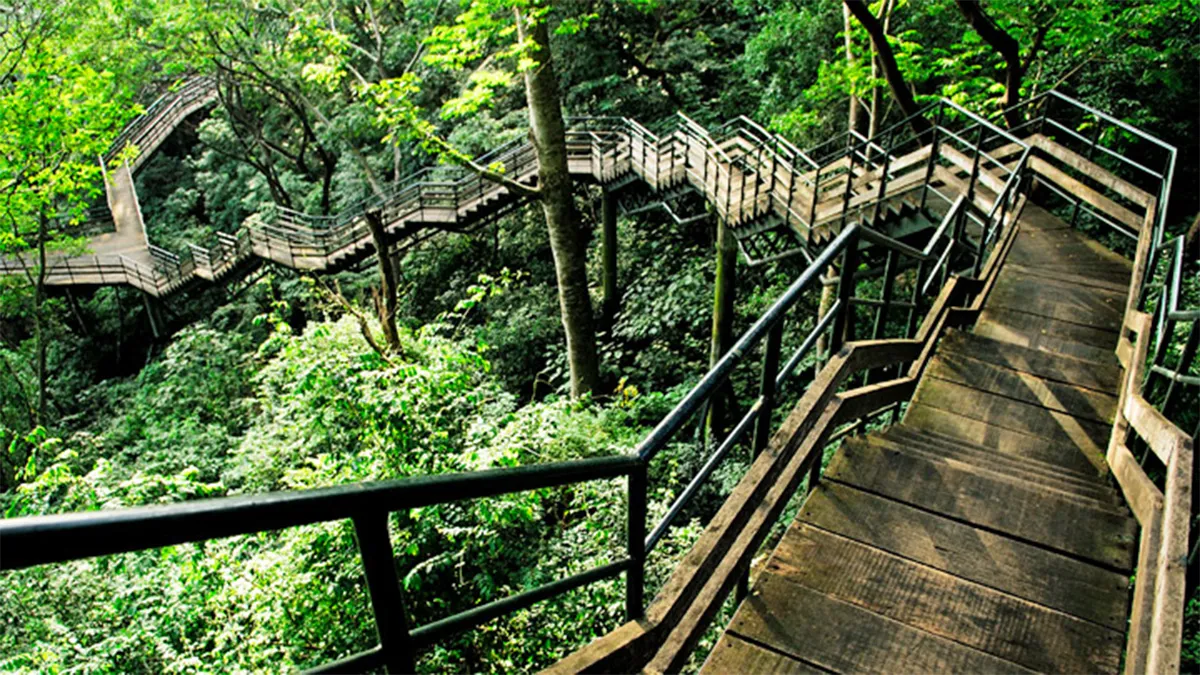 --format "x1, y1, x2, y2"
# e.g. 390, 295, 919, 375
701, 200, 1136, 674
